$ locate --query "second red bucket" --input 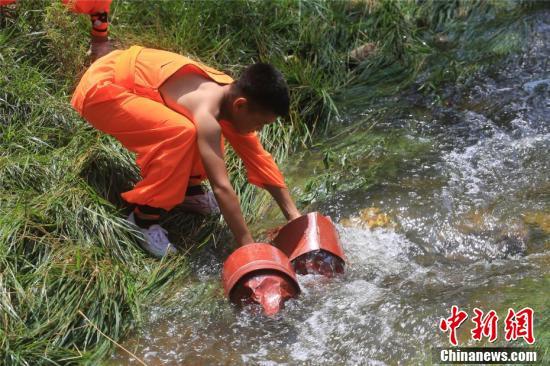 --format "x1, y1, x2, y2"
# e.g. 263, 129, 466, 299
222, 243, 300, 316
272, 212, 346, 276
